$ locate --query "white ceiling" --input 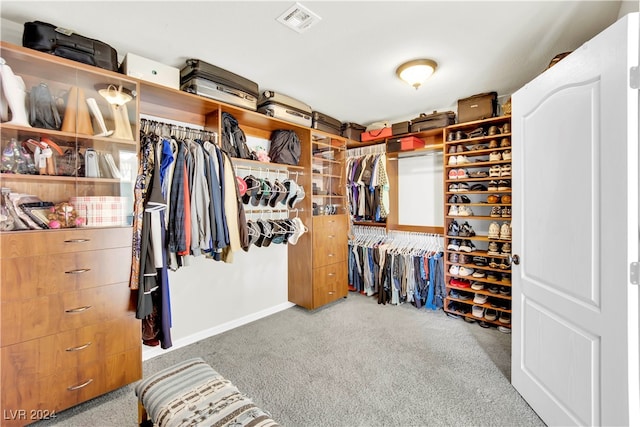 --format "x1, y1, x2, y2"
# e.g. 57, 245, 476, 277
0, 1, 633, 126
